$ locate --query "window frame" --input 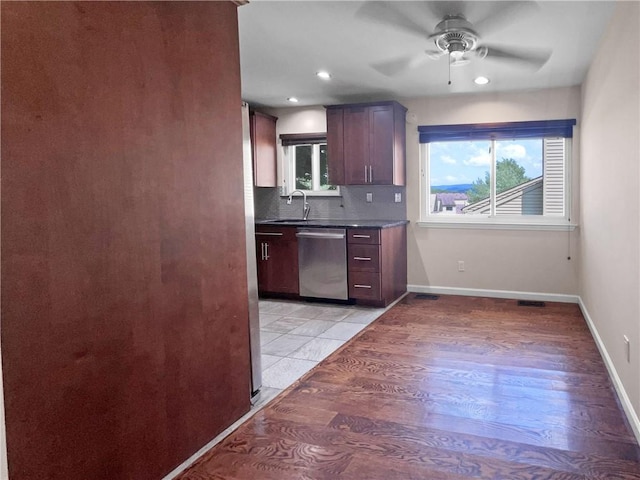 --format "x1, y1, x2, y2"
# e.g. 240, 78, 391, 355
280, 133, 340, 197
417, 120, 576, 231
